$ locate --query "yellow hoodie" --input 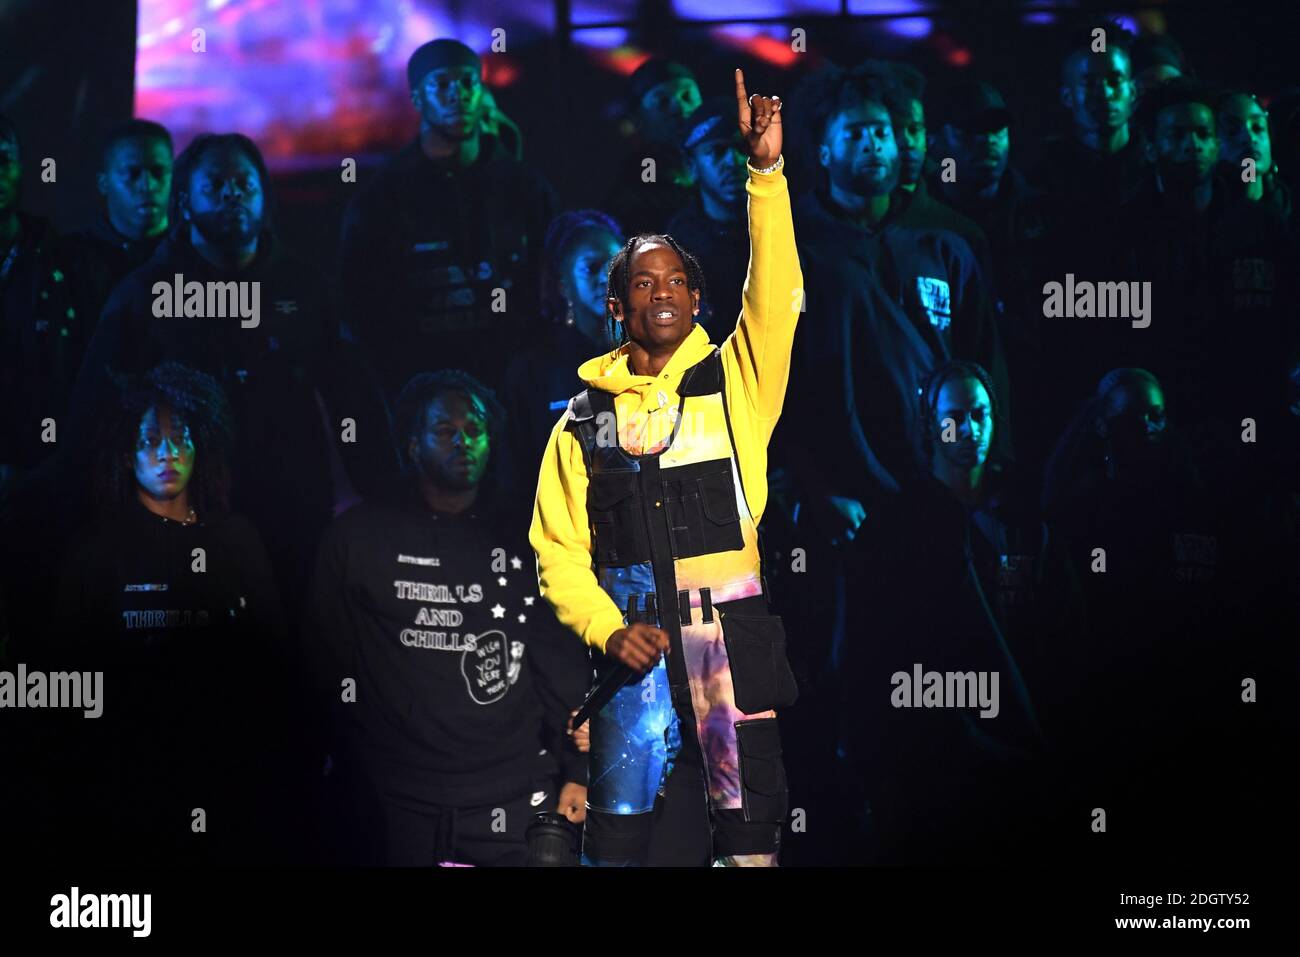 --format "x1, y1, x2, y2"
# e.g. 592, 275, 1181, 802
528, 163, 802, 652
